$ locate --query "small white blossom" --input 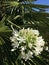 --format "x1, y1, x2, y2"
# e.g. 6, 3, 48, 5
45, 46, 49, 52
45, 47, 48, 50
32, 29, 39, 36
28, 43, 32, 49
25, 51, 33, 61
21, 46, 26, 51
17, 36, 26, 43
12, 42, 19, 48
36, 36, 45, 46
17, 0, 19, 1
13, 30, 19, 37
21, 51, 26, 59
34, 47, 43, 55
11, 48, 16, 51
